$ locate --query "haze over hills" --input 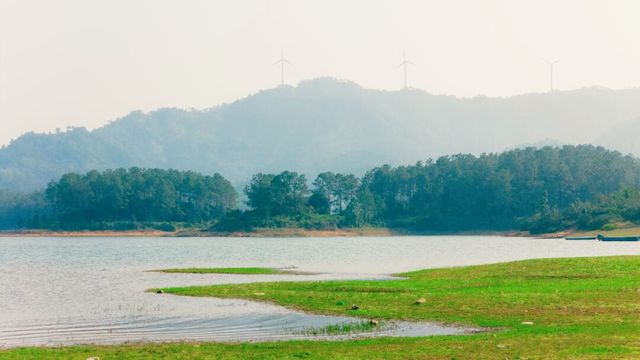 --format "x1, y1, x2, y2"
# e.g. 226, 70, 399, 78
595, 117, 640, 156
2, 77, 640, 192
